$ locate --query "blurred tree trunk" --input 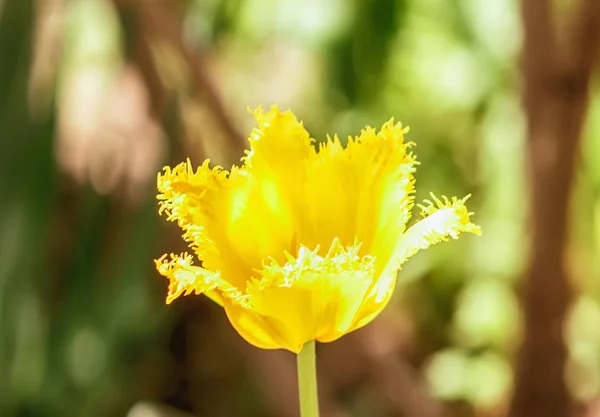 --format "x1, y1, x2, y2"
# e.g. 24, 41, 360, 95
509, 1, 600, 417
